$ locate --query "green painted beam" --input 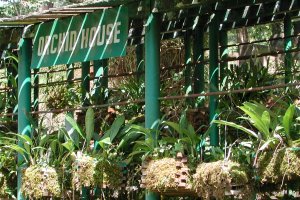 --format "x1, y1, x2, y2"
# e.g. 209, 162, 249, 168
81, 187, 90, 200
284, 14, 292, 83
136, 43, 145, 81
93, 60, 102, 105
33, 69, 39, 112
81, 62, 90, 106
209, 13, 219, 147
81, 61, 90, 199
67, 64, 74, 87
17, 38, 32, 200
93, 59, 108, 198
219, 31, 228, 84
145, 12, 161, 200
193, 26, 205, 98
65, 63, 75, 135
184, 30, 192, 105
96, 59, 109, 104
